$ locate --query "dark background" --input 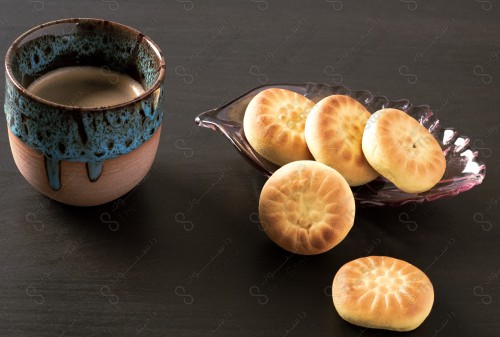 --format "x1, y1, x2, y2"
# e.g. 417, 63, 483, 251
0, 1, 499, 336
